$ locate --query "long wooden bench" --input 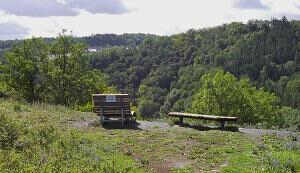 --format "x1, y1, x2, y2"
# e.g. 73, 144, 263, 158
92, 94, 136, 127
168, 112, 238, 129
